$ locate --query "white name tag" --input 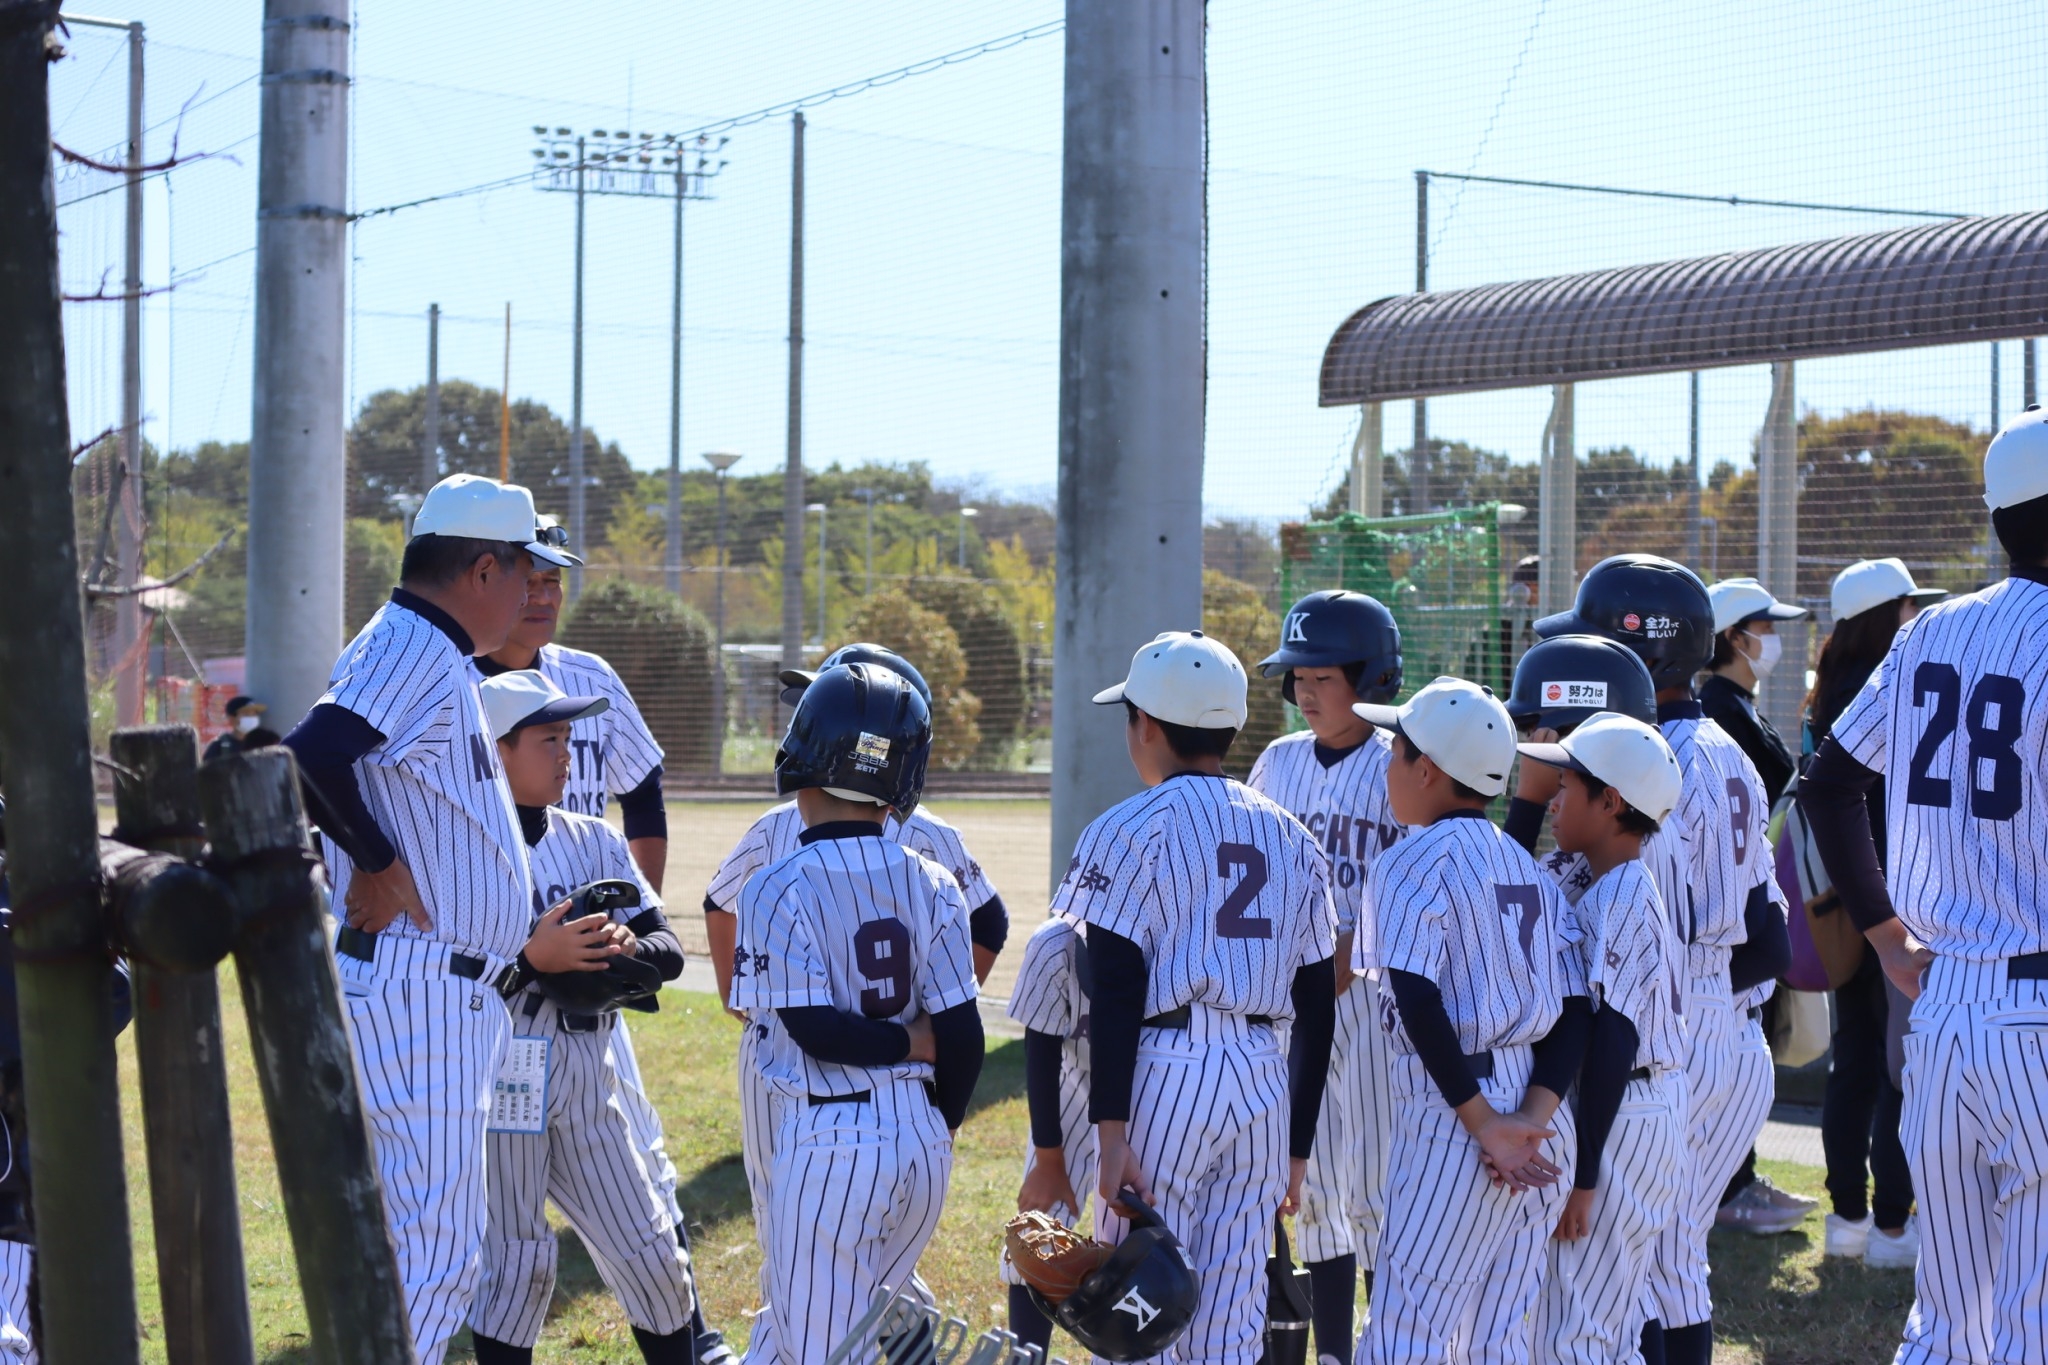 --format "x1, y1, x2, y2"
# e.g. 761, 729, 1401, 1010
488, 1035, 550, 1134
1541, 679, 1608, 708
